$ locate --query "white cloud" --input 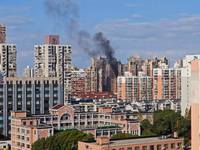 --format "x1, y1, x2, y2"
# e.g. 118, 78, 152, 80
0, 16, 33, 26
20, 51, 34, 57
0, 6, 30, 13
132, 14, 142, 19
95, 15, 200, 64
